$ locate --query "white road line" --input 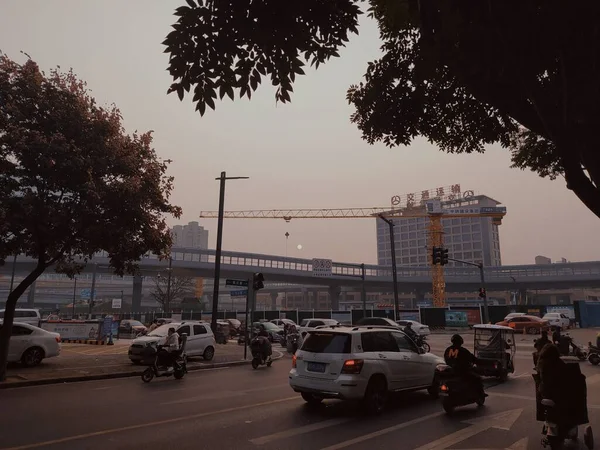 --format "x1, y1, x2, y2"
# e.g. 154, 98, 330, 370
489, 391, 600, 409
319, 411, 444, 450
251, 418, 351, 445
512, 372, 530, 379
